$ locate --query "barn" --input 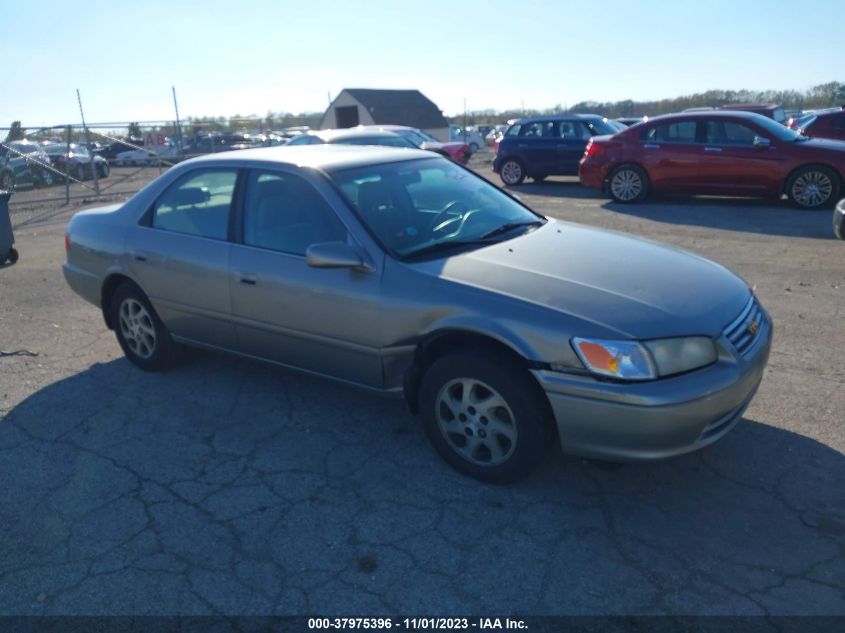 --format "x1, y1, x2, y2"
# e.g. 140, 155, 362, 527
320, 88, 450, 141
